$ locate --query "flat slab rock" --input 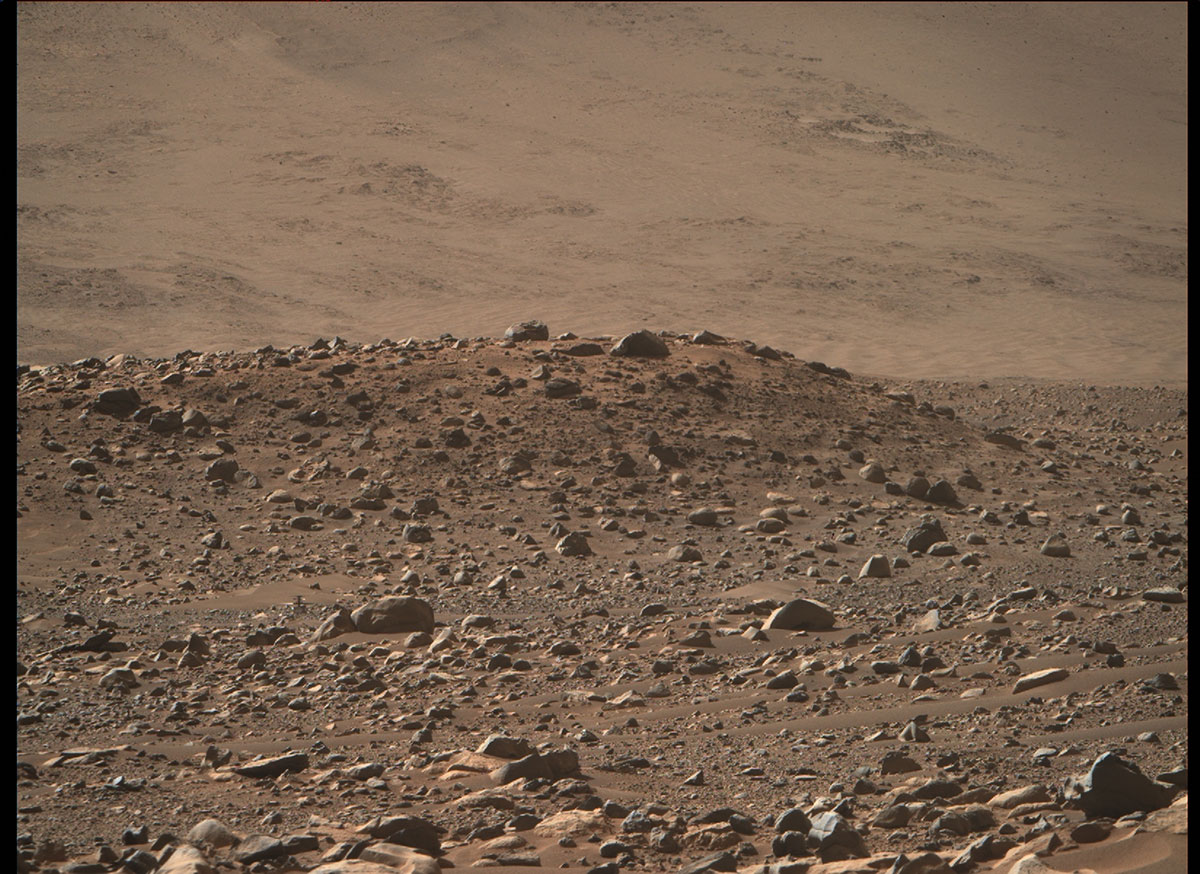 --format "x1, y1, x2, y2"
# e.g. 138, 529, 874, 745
1012, 668, 1069, 694
232, 751, 309, 779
